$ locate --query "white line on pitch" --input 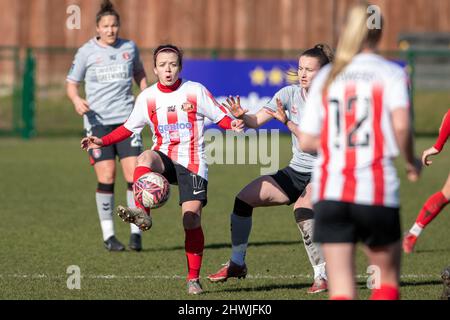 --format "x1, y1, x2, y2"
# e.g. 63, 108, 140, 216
0, 274, 440, 280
